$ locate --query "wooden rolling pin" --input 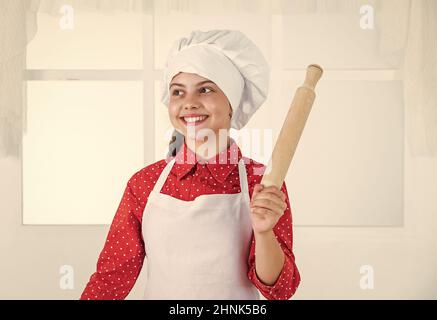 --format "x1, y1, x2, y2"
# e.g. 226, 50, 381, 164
261, 64, 323, 188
